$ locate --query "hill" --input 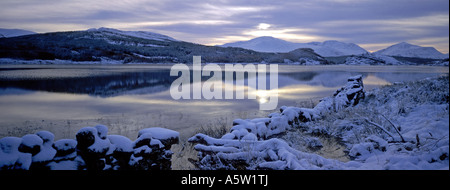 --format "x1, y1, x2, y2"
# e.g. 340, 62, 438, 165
0, 28, 327, 64
0, 28, 36, 38
374, 42, 448, 59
